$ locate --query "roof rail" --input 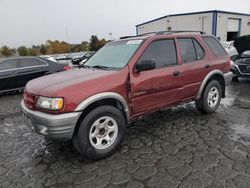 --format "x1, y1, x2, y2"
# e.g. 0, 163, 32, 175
119, 35, 138, 39
119, 30, 206, 40
155, 30, 206, 35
